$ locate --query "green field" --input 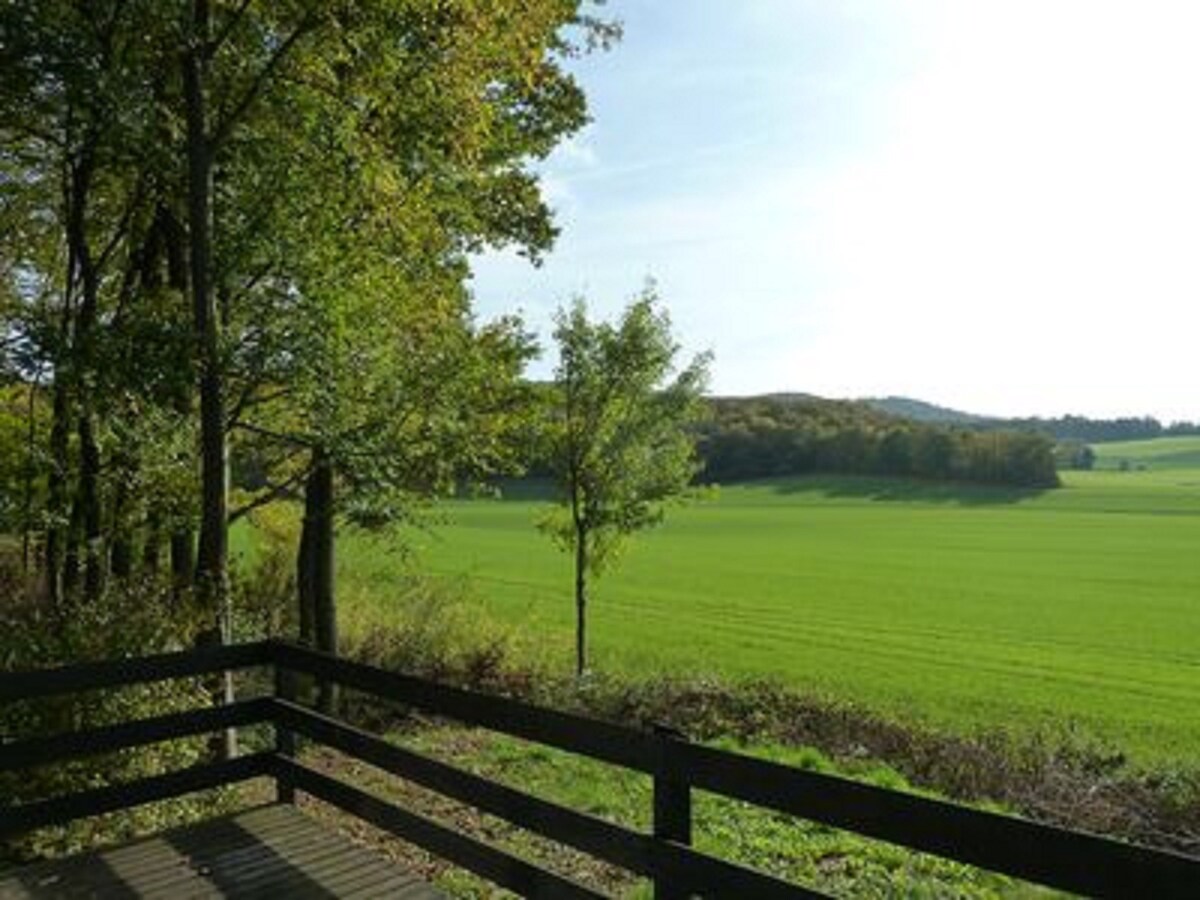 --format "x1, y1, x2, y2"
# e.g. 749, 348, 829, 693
336, 437, 1200, 767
